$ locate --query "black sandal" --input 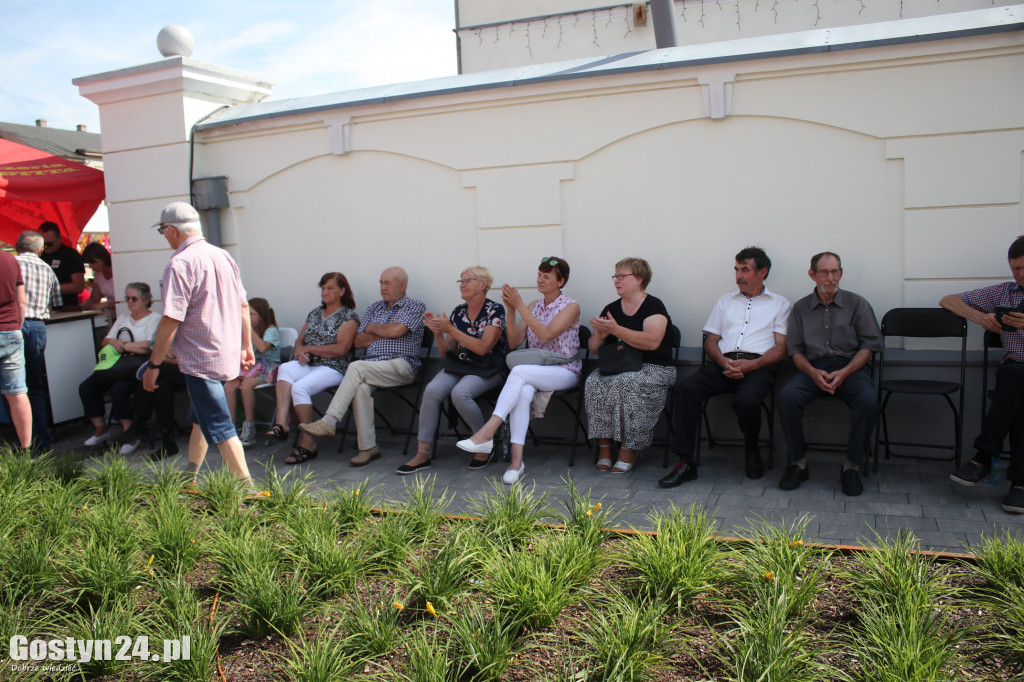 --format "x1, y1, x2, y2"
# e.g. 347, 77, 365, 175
285, 446, 318, 465
266, 423, 288, 440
